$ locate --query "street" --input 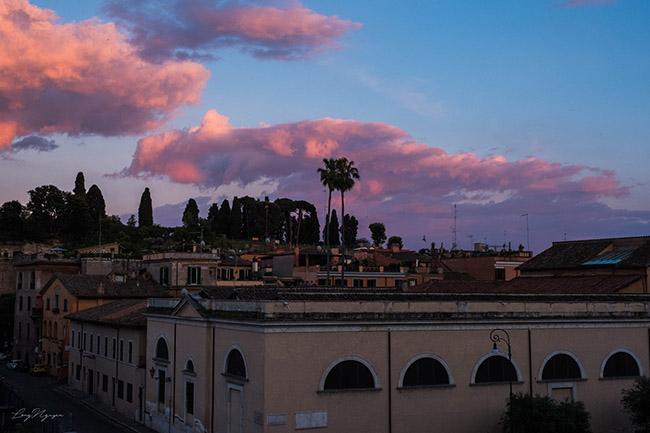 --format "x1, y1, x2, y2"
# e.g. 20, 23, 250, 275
2, 364, 133, 433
